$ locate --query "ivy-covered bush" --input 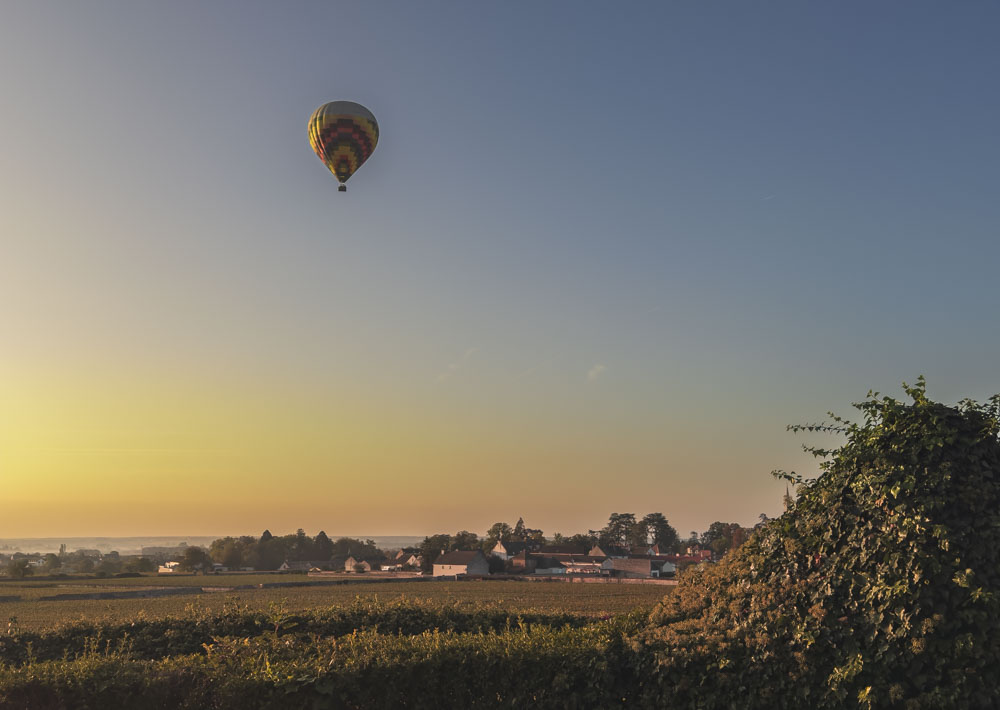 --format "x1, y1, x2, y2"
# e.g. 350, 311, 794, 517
642, 379, 1000, 709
